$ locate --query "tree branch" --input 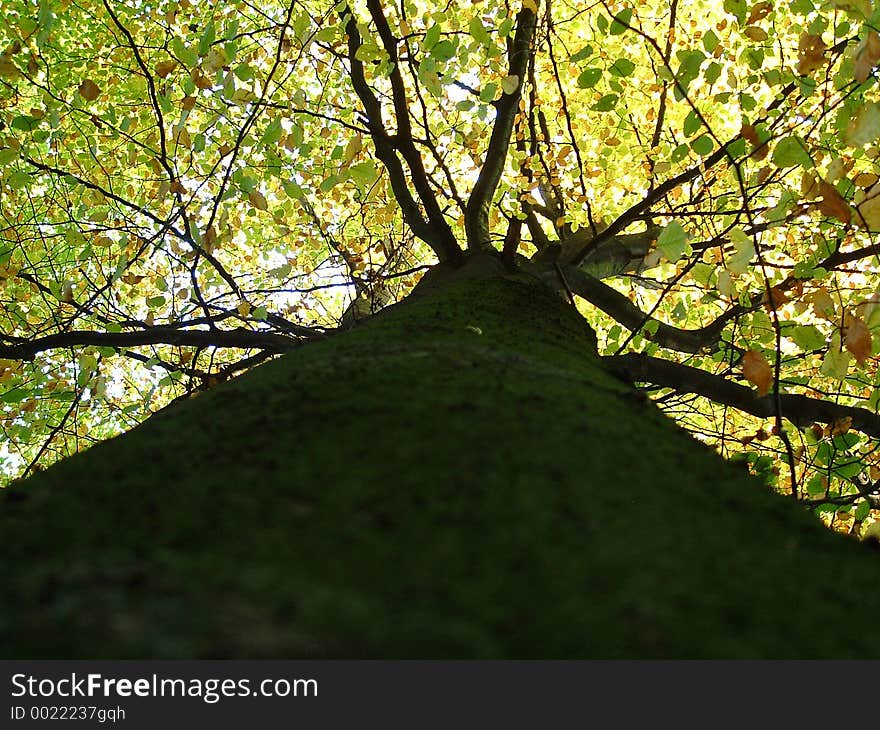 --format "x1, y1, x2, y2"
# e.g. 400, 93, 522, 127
0, 328, 298, 361
562, 265, 737, 354
465, 4, 538, 249
608, 352, 880, 438
340, 4, 462, 263
365, 0, 459, 243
